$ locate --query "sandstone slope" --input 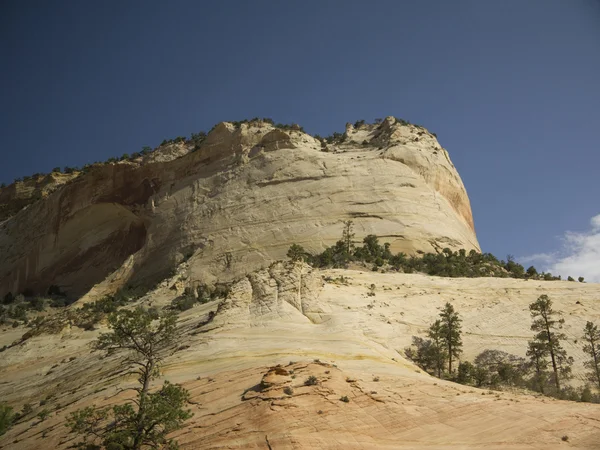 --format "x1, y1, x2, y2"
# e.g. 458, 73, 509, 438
0, 117, 479, 299
1, 265, 599, 449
